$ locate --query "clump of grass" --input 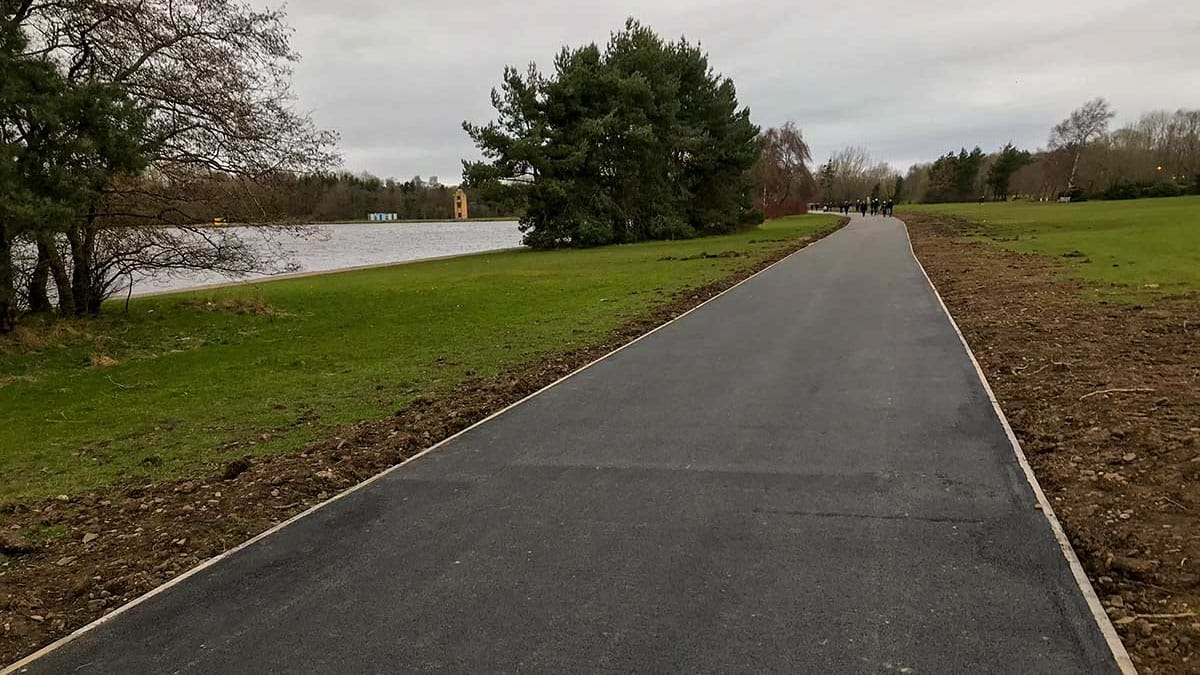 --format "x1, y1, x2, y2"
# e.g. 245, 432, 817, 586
0, 374, 37, 388
658, 250, 746, 262
177, 294, 285, 316
27, 523, 70, 543
87, 354, 120, 368
0, 316, 127, 360
1, 318, 86, 353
